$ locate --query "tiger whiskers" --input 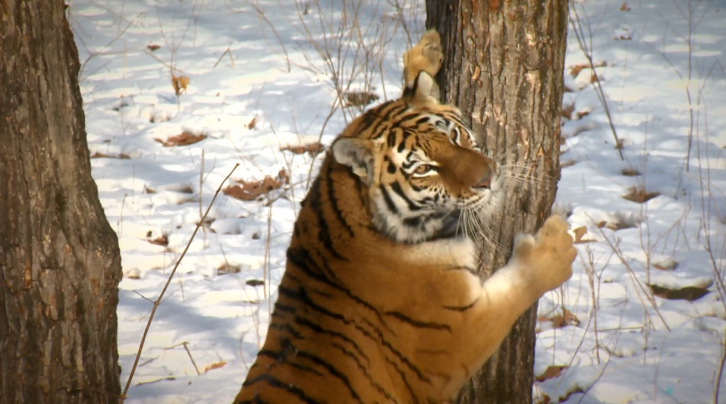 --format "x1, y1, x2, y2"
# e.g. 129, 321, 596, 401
499, 163, 555, 186
458, 199, 507, 254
